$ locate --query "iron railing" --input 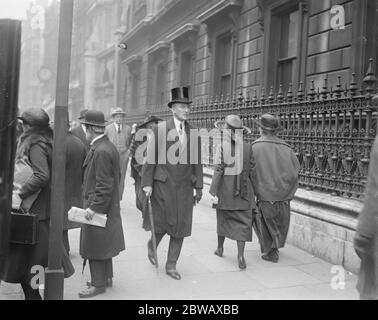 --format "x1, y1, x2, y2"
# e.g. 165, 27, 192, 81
126, 59, 378, 199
